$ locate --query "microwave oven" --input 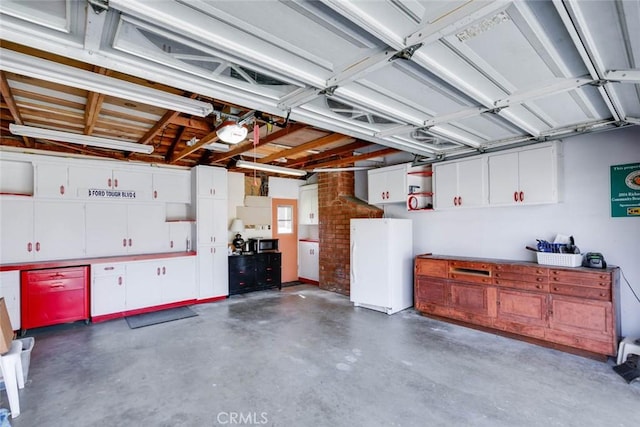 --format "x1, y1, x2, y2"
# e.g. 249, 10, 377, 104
249, 238, 279, 253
